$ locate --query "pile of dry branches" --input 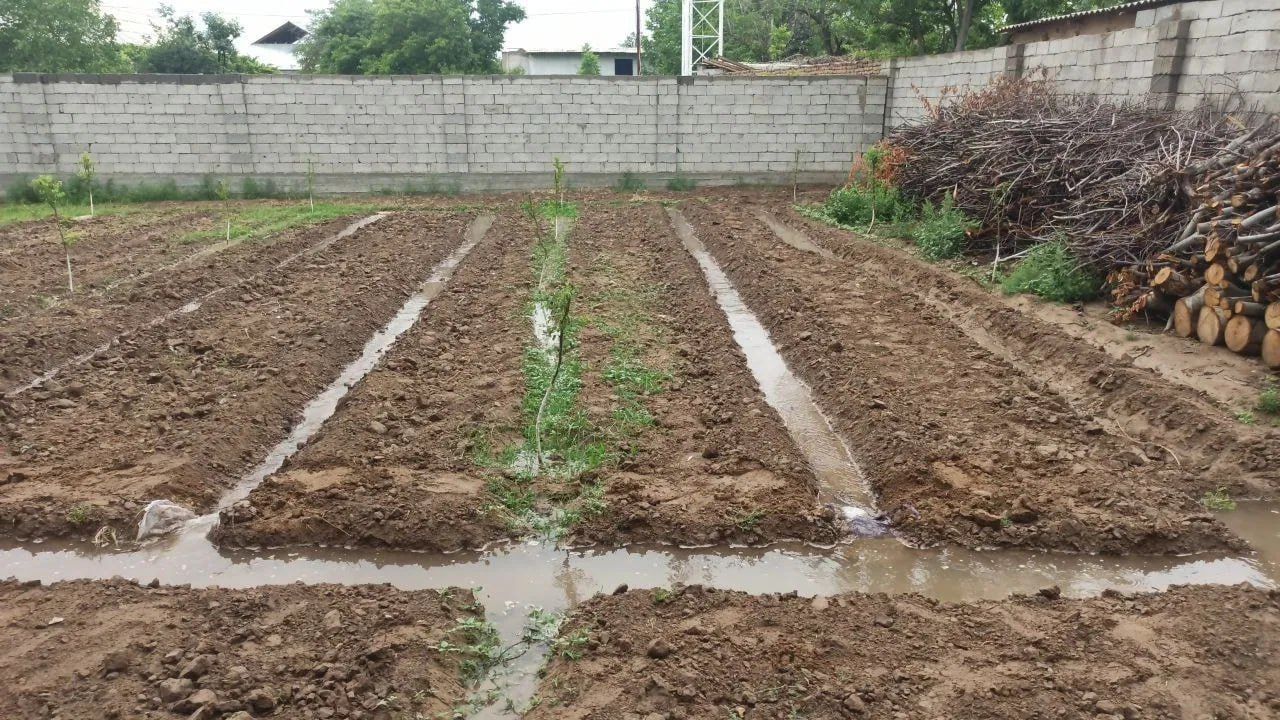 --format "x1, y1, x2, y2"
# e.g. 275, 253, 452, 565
886, 75, 1245, 268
